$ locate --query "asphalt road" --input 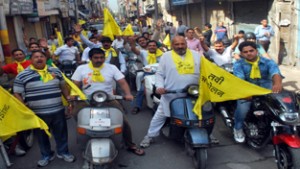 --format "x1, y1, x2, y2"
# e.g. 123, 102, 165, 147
8, 99, 277, 169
